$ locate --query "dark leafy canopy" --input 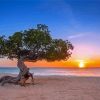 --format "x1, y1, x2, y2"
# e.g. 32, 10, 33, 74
0, 36, 6, 57
0, 24, 74, 61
